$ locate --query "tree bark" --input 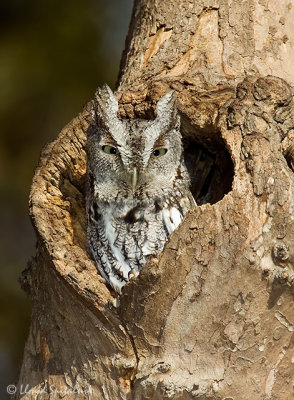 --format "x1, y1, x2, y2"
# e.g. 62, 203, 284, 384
16, 1, 294, 399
